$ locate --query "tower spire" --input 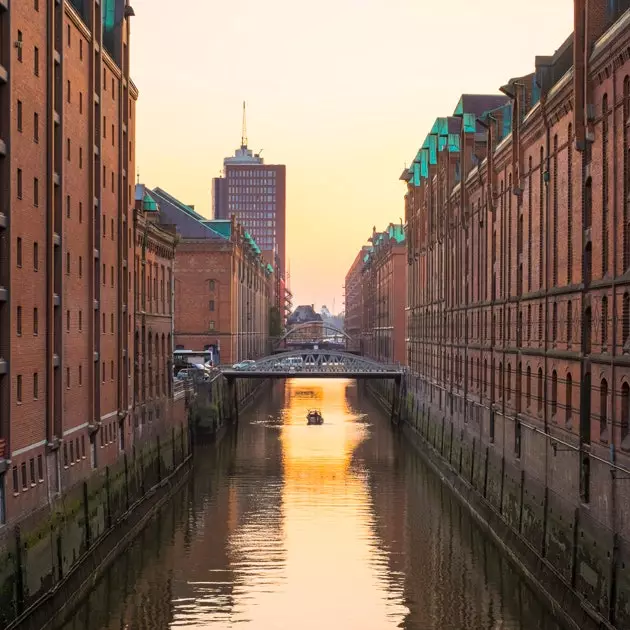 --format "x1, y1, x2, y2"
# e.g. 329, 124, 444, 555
241, 101, 248, 148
